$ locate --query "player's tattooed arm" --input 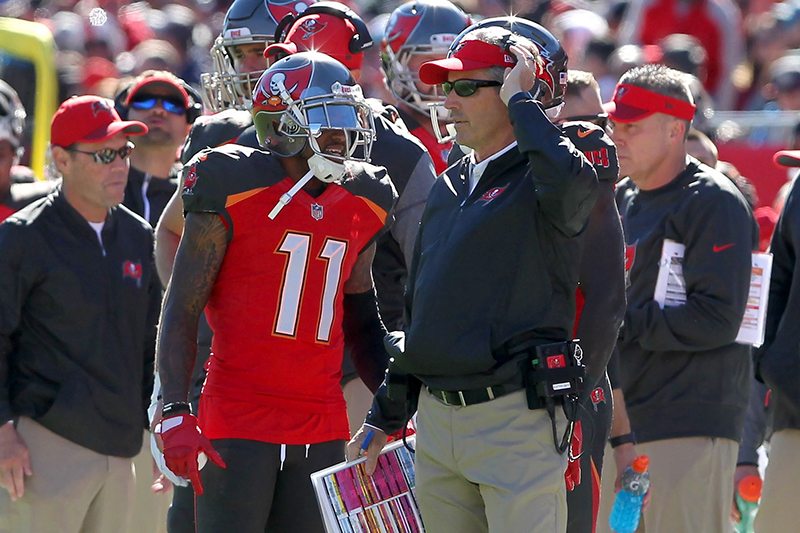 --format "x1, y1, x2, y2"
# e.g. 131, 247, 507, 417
344, 243, 376, 294
157, 212, 228, 404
